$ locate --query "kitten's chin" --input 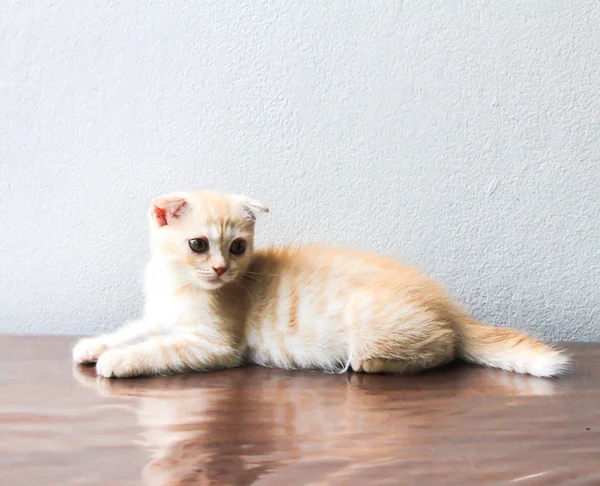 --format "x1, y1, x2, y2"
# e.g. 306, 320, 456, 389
196, 276, 236, 291
197, 279, 226, 291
